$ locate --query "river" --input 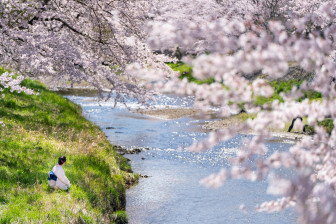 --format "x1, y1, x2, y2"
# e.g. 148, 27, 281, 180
65, 92, 296, 224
